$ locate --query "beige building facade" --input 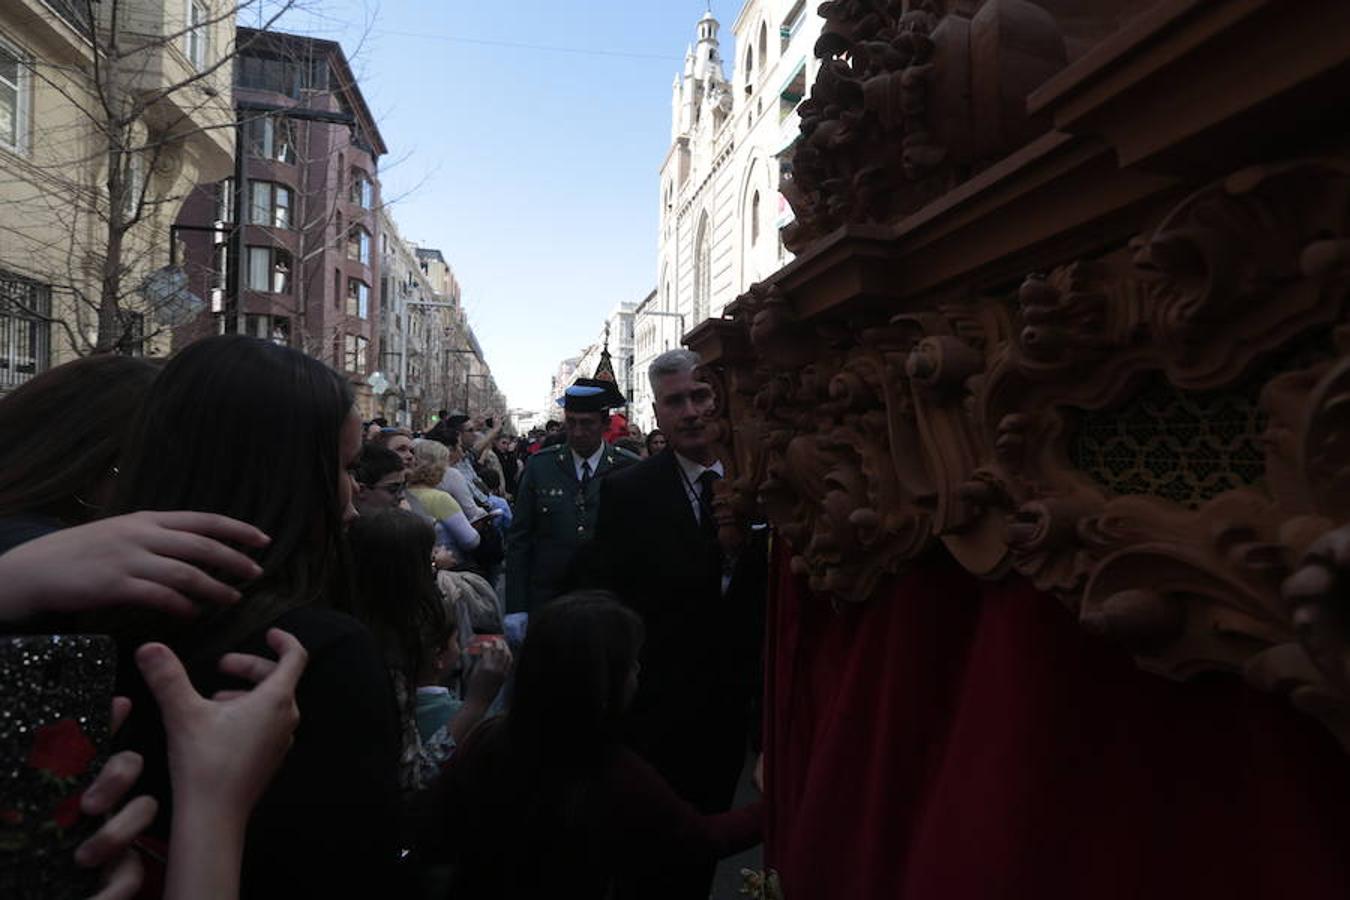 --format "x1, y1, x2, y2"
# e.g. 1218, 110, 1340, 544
0, 0, 233, 389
